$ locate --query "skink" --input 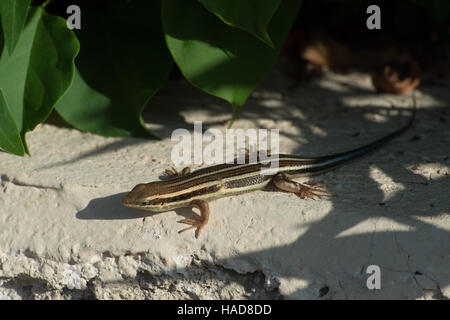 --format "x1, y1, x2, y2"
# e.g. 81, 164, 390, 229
122, 104, 415, 238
